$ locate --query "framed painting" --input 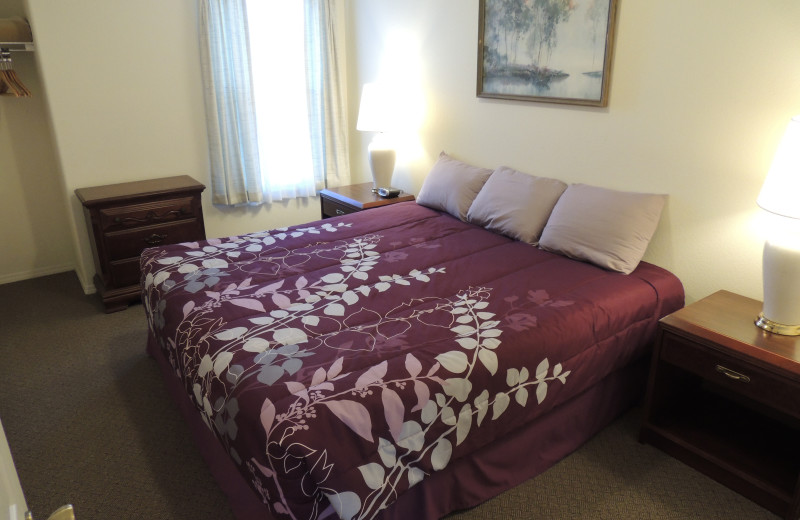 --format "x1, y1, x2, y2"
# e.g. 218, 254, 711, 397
477, 0, 619, 107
